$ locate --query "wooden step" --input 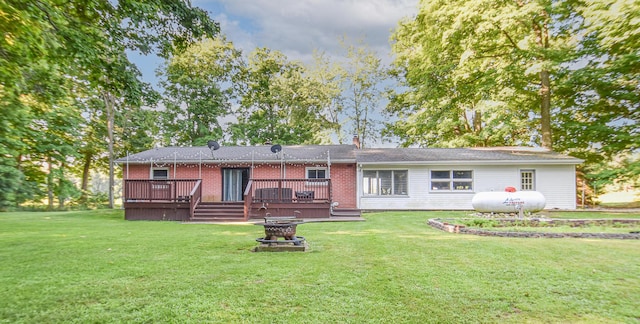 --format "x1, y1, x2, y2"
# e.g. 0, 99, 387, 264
331, 208, 362, 217
191, 202, 245, 221
189, 216, 245, 222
